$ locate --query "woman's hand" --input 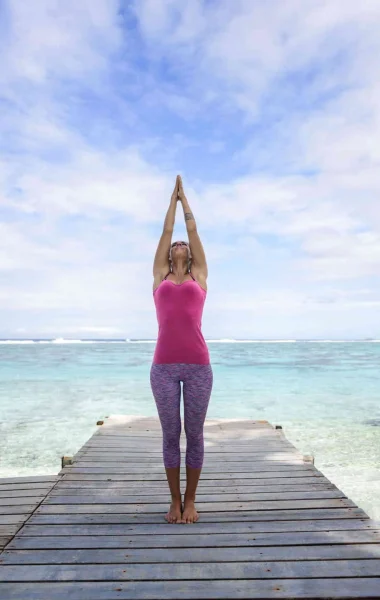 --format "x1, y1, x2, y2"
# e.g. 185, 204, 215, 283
171, 176, 180, 203
177, 175, 186, 202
